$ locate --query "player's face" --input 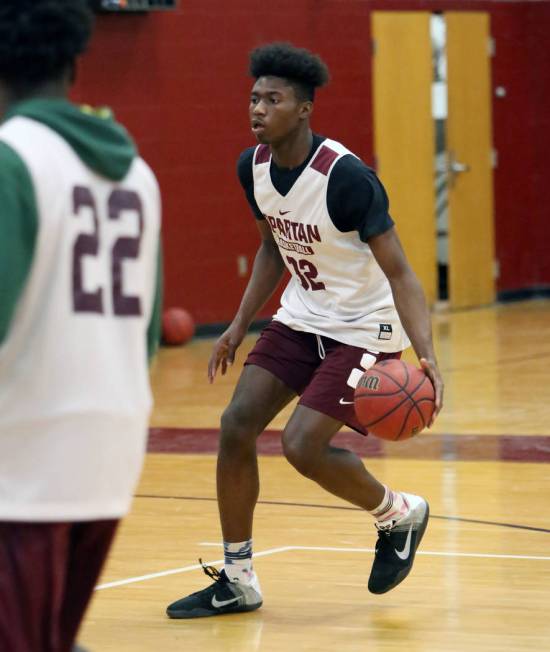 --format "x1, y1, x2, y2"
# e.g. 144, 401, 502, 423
250, 76, 310, 145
